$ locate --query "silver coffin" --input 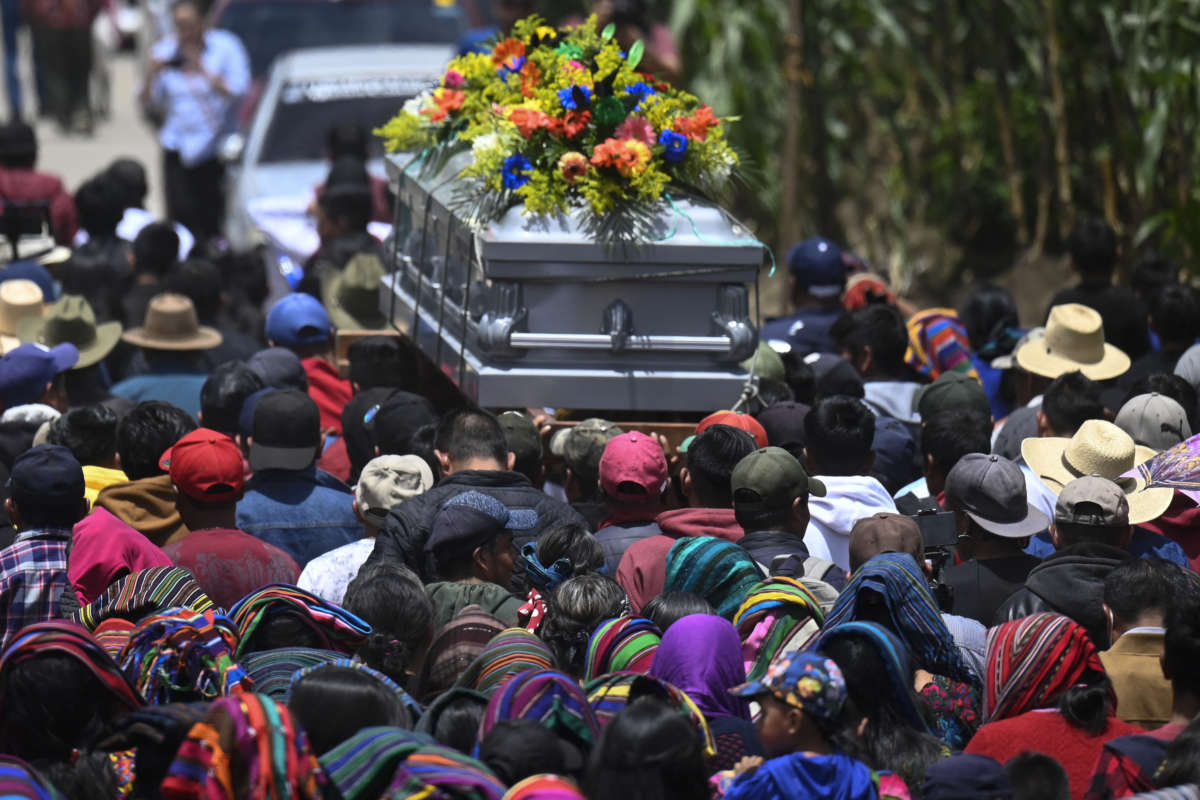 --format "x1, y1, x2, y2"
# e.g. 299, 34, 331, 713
380, 152, 762, 411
